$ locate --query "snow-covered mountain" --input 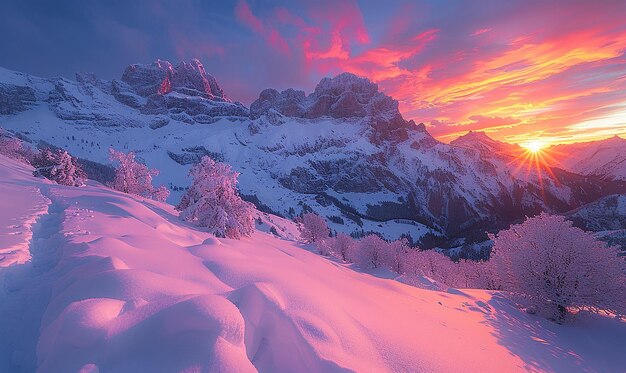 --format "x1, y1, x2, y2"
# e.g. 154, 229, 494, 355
0, 60, 624, 247
549, 136, 626, 181
566, 194, 626, 254
450, 130, 524, 159
2, 154, 625, 372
